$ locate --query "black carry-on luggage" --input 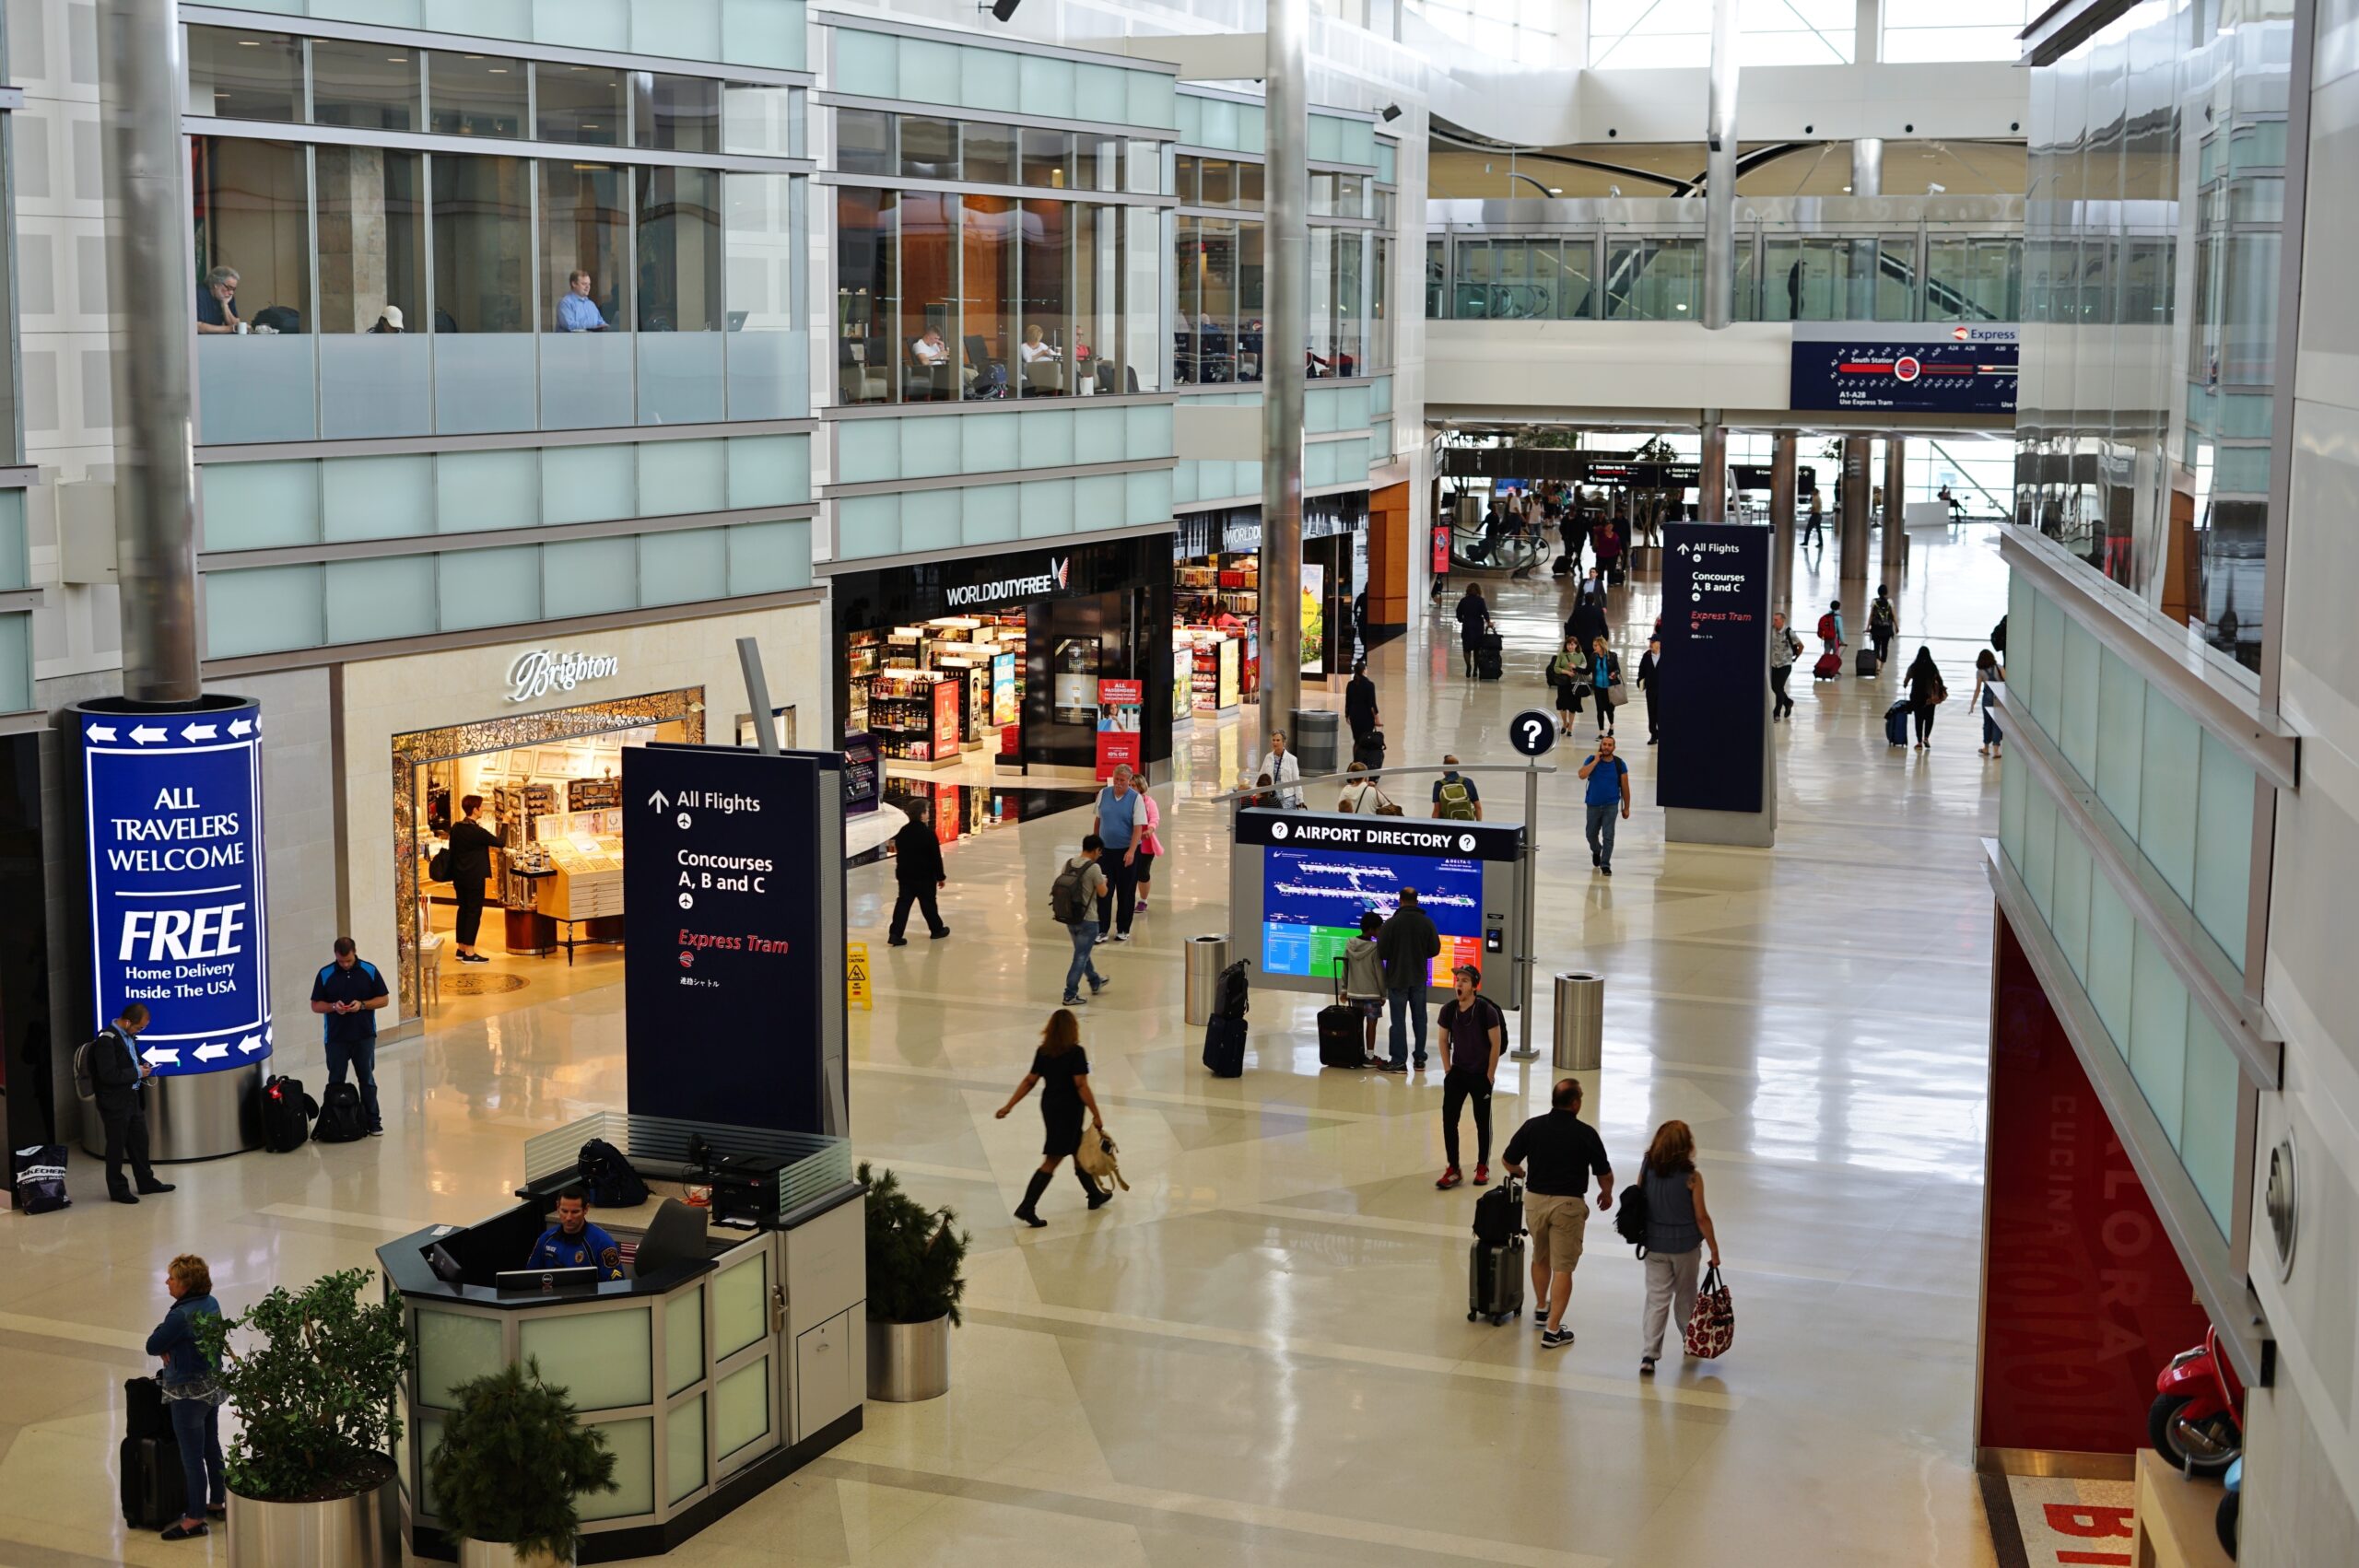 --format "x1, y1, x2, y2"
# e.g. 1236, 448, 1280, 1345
1317, 959, 1366, 1069
1884, 700, 1912, 747
1352, 730, 1386, 769
1467, 1176, 1526, 1325
1473, 629, 1505, 681
1203, 959, 1250, 1076
121, 1376, 185, 1530
261, 1074, 316, 1152
1855, 647, 1881, 677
